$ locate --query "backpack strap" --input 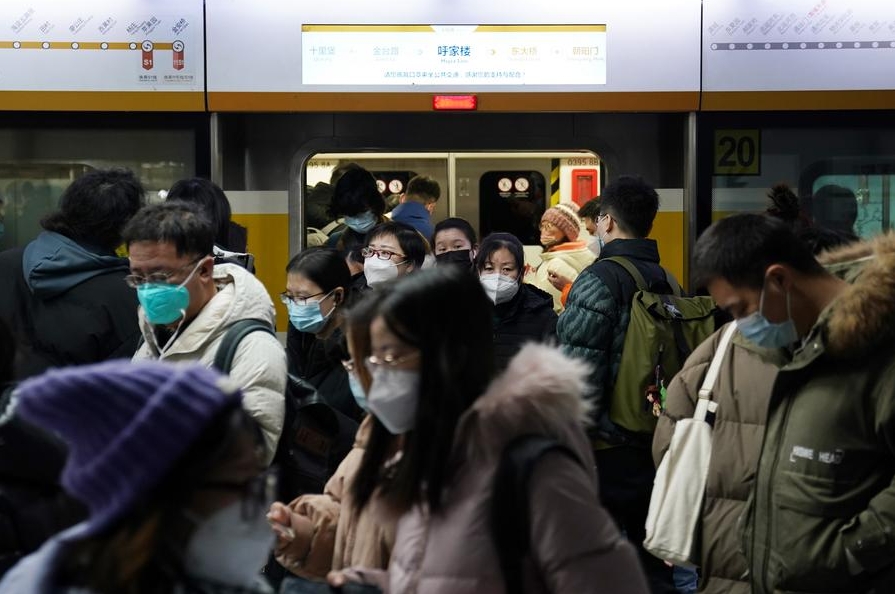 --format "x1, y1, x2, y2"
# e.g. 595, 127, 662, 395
212, 318, 276, 373
492, 434, 583, 594
604, 256, 682, 298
